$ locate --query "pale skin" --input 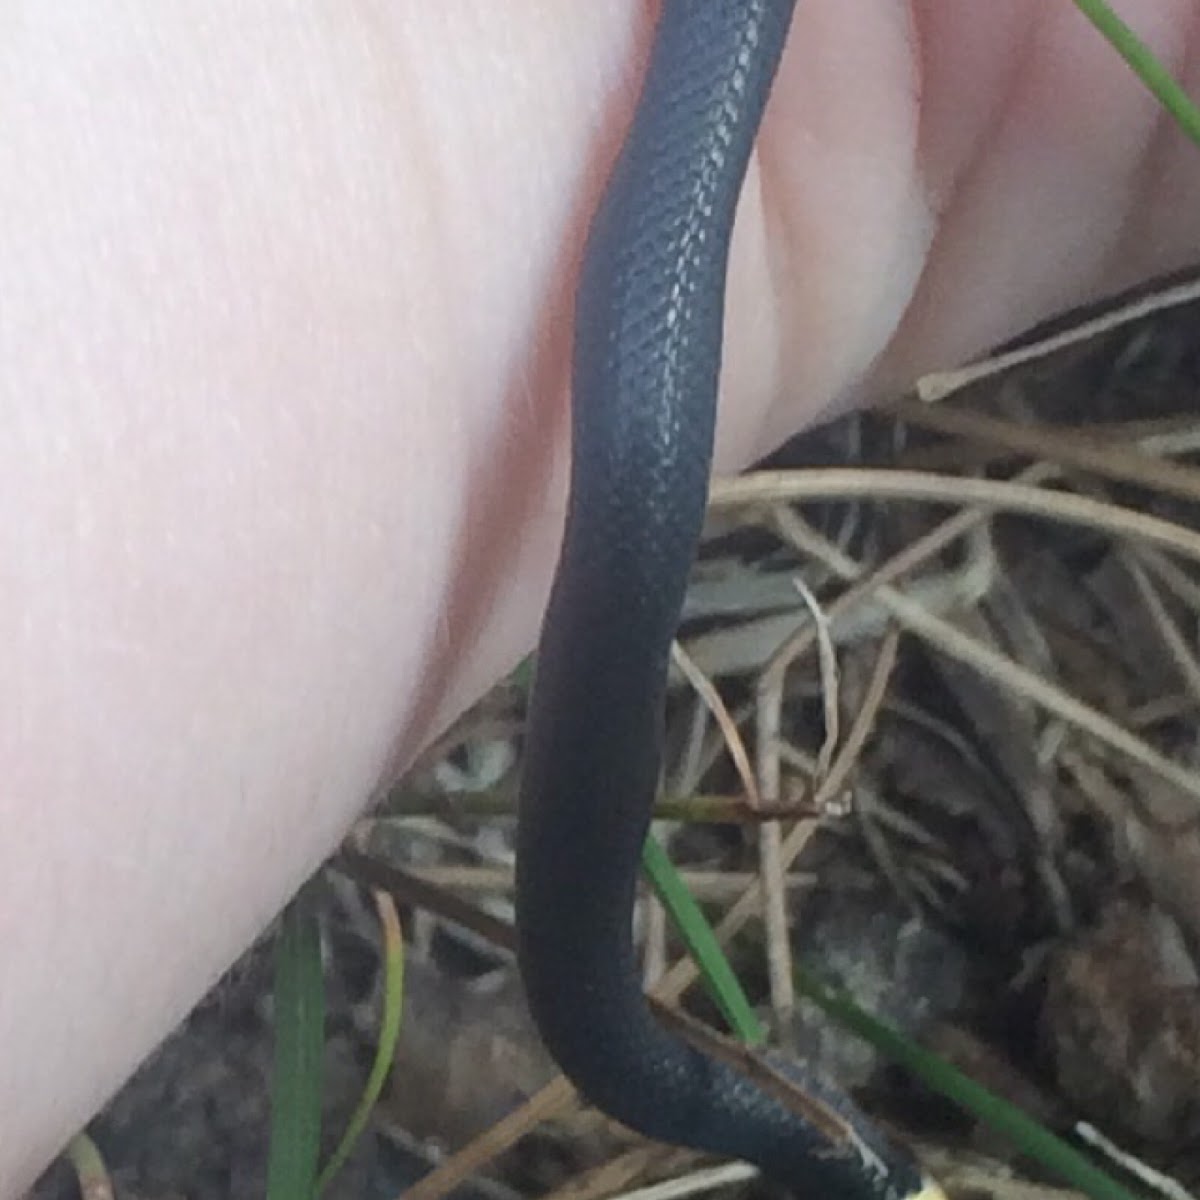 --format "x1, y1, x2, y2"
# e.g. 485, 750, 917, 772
3, 1, 1199, 1192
